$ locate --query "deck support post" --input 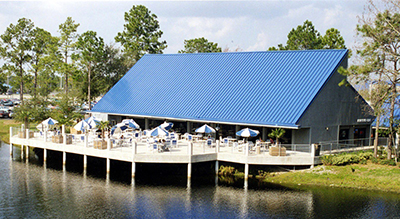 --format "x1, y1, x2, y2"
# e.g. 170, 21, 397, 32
9, 143, 13, 158
25, 145, 29, 160
188, 141, 193, 179
43, 148, 47, 162
21, 145, 24, 160
83, 154, 87, 170
9, 127, 13, 158
311, 144, 316, 168
187, 163, 192, 179
215, 160, 219, 175
131, 162, 136, 178
63, 151, 66, 166
244, 163, 249, 189
244, 163, 249, 180
106, 158, 110, 174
